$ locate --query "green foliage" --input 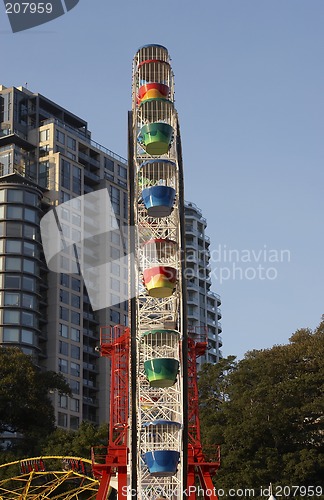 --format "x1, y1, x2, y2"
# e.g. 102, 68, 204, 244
40, 421, 108, 459
0, 347, 71, 457
199, 323, 324, 498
